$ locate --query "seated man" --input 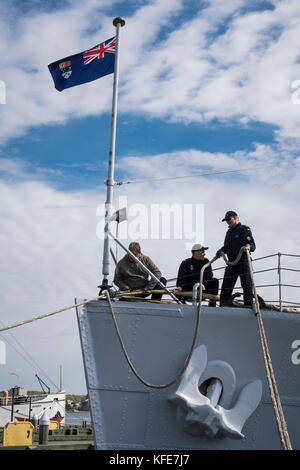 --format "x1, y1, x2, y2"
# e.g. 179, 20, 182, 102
174, 243, 219, 306
113, 242, 167, 301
